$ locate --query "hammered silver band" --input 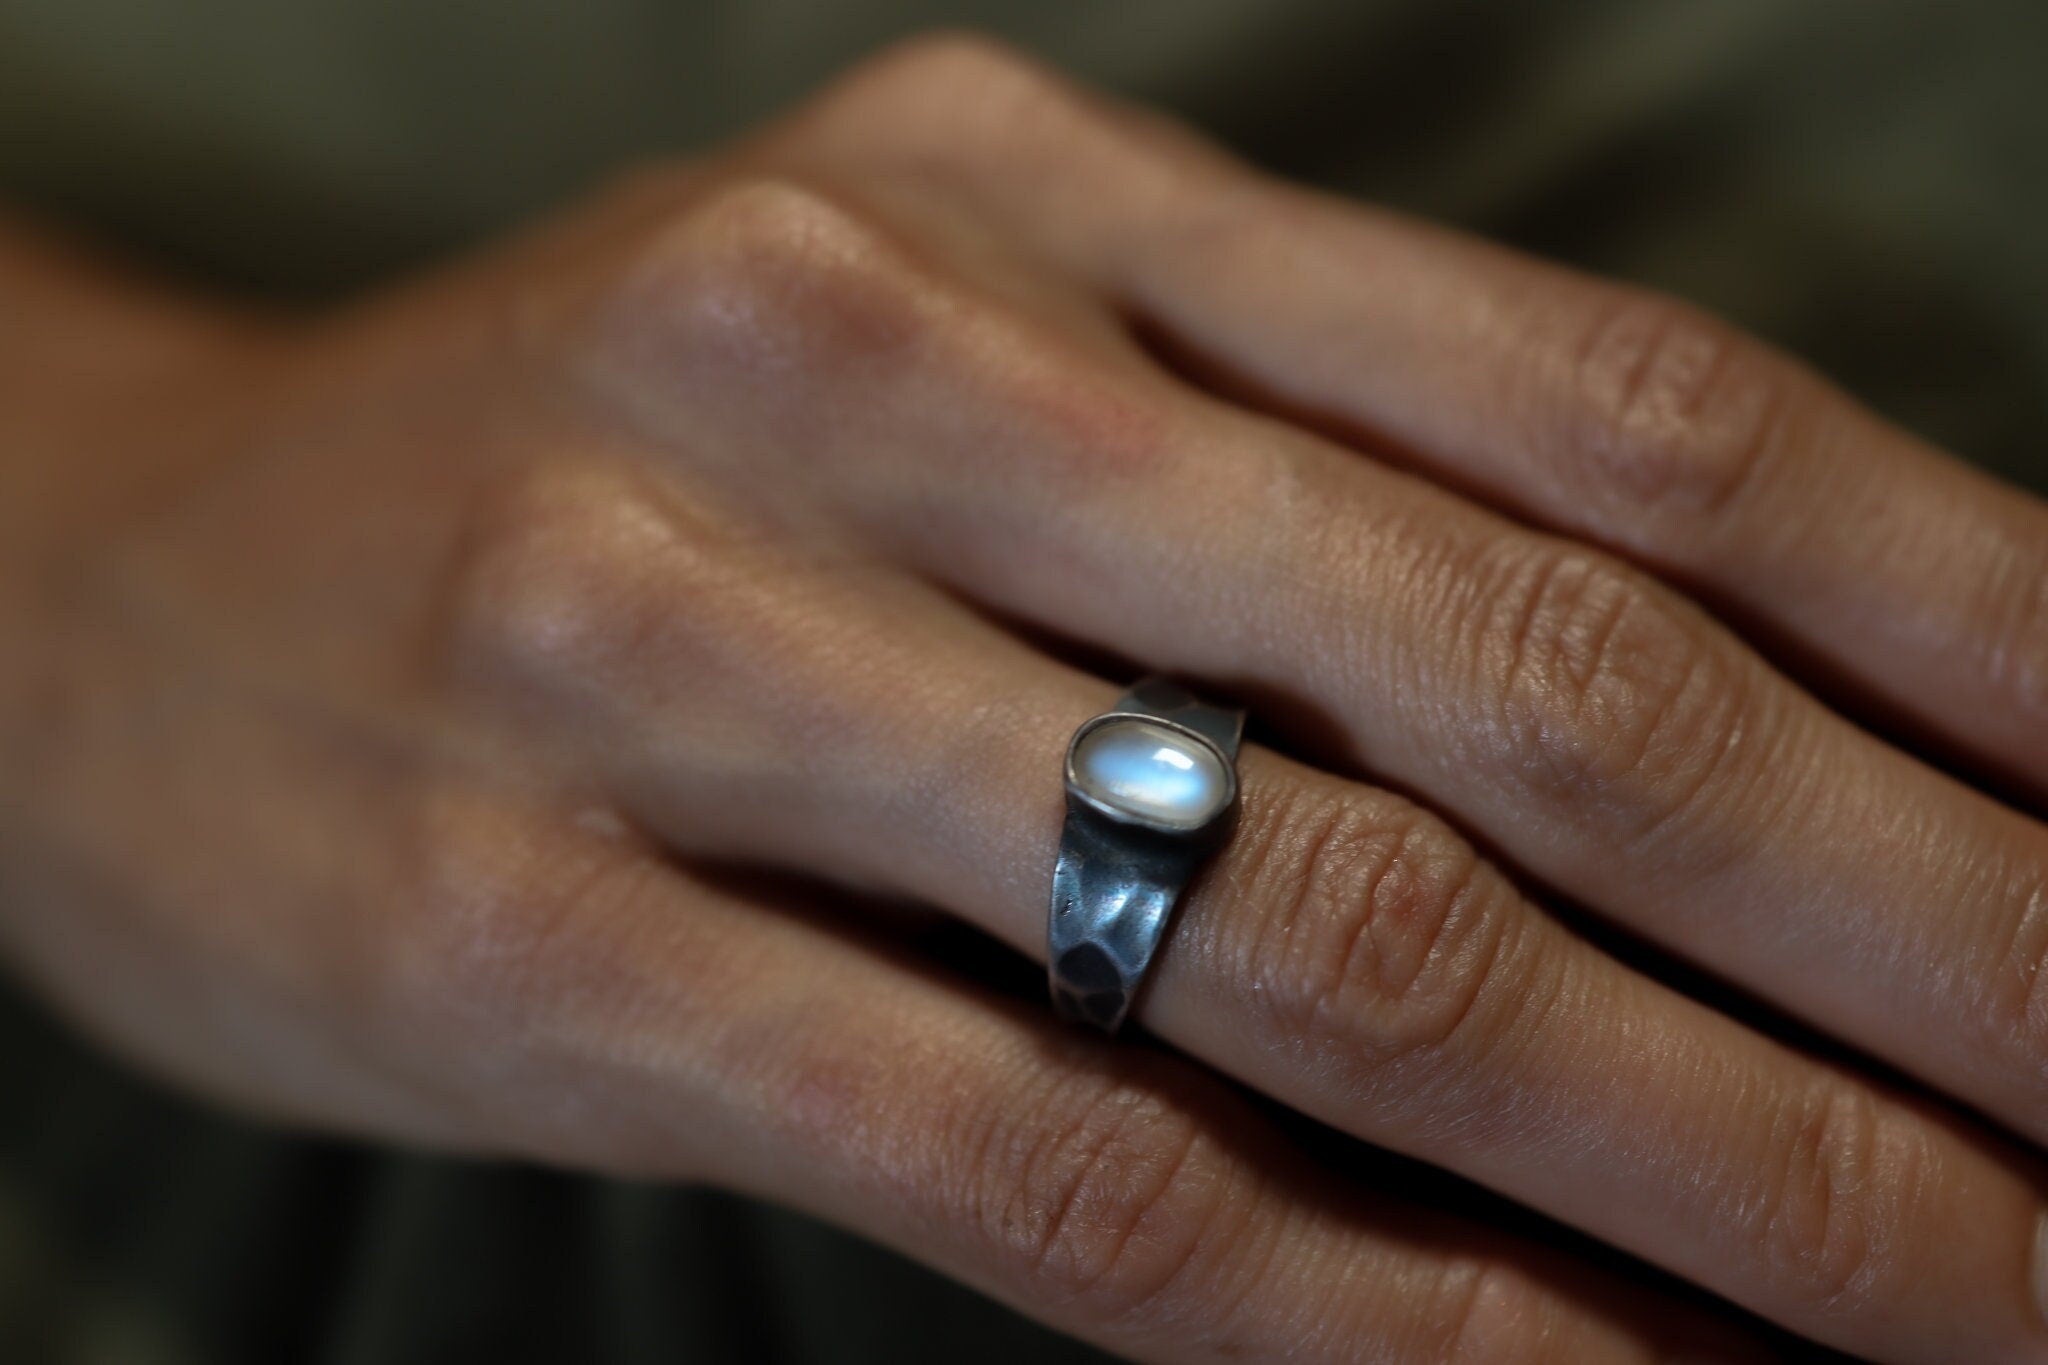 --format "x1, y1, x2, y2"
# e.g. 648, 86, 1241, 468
1047, 676, 1245, 1033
